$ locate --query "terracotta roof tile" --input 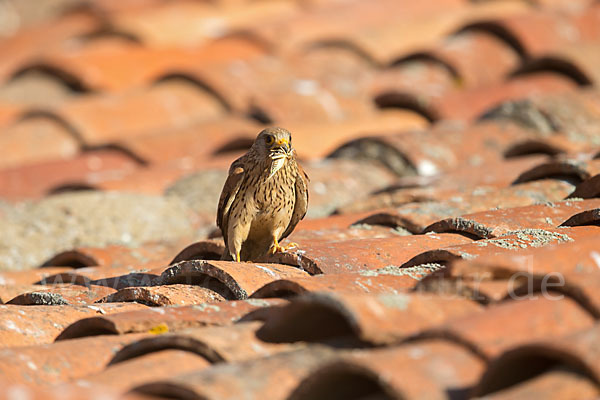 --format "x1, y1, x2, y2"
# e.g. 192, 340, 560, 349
338, 156, 551, 214
55, 79, 228, 145
419, 30, 521, 89
403, 226, 585, 271
481, 90, 600, 146
515, 157, 600, 186
0, 267, 72, 286
421, 296, 595, 361
444, 229, 600, 315
0, 381, 147, 400
329, 121, 538, 177
281, 110, 429, 159
3, 0, 600, 396
0, 115, 80, 169
117, 116, 260, 164
0, 303, 144, 348
369, 57, 457, 104
98, 284, 226, 306
475, 323, 600, 397
433, 73, 577, 121
110, 0, 298, 47
303, 159, 396, 218
342, 171, 571, 218
26, 36, 266, 91
504, 133, 597, 159
262, 233, 472, 274
289, 340, 484, 400
463, 6, 600, 58
0, 104, 21, 126
570, 174, 600, 199
294, 212, 377, 232
479, 367, 600, 400
0, 284, 50, 303
449, 226, 600, 278
7, 283, 117, 305
173, 57, 376, 124
560, 207, 600, 227
424, 198, 600, 238
155, 260, 309, 300
0, 148, 142, 201
57, 298, 286, 340
256, 291, 482, 345
355, 179, 574, 234
36, 265, 161, 291
251, 272, 421, 298
89, 153, 237, 196
0, 333, 148, 385
41, 241, 179, 269
273, 1, 529, 65
77, 349, 211, 393
132, 346, 338, 400
169, 239, 226, 264
0, 12, 101, 82
112, 321, 301, 366
289, 224, 409, 243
